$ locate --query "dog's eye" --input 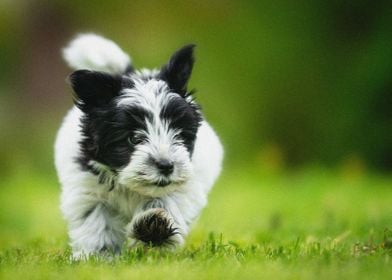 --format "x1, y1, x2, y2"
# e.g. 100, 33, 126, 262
128, 135, 145, 146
